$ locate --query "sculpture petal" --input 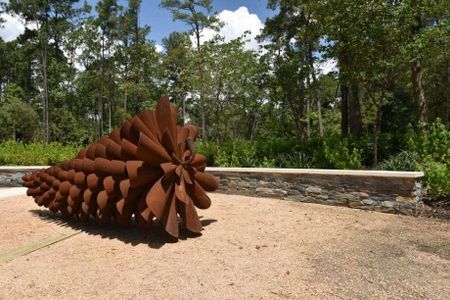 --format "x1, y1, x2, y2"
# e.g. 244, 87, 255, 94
175, 176, 189, 204
109, 128, 121, 145
146, 177, 172, 220
191, 154, 207, 171
156, 96, 177, 142
193, 171, 219, 192
180, 199, 202, 233
121, 138, 138, 160
188, 181, 211, 209
130, 115, 159, 144
136, 133, 171, 167
163, 193, 179, 238
126, 161, 162, 188
97, 190, 110, 211
105, 139, 122, 159
120, 120, 132, 141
